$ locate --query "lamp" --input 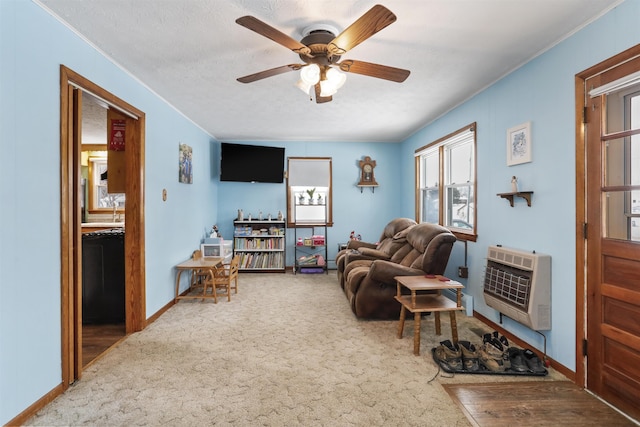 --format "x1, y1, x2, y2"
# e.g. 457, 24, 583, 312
296, 64, 346, 98
320, 67, 346, 97
297, 63, 320, 93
